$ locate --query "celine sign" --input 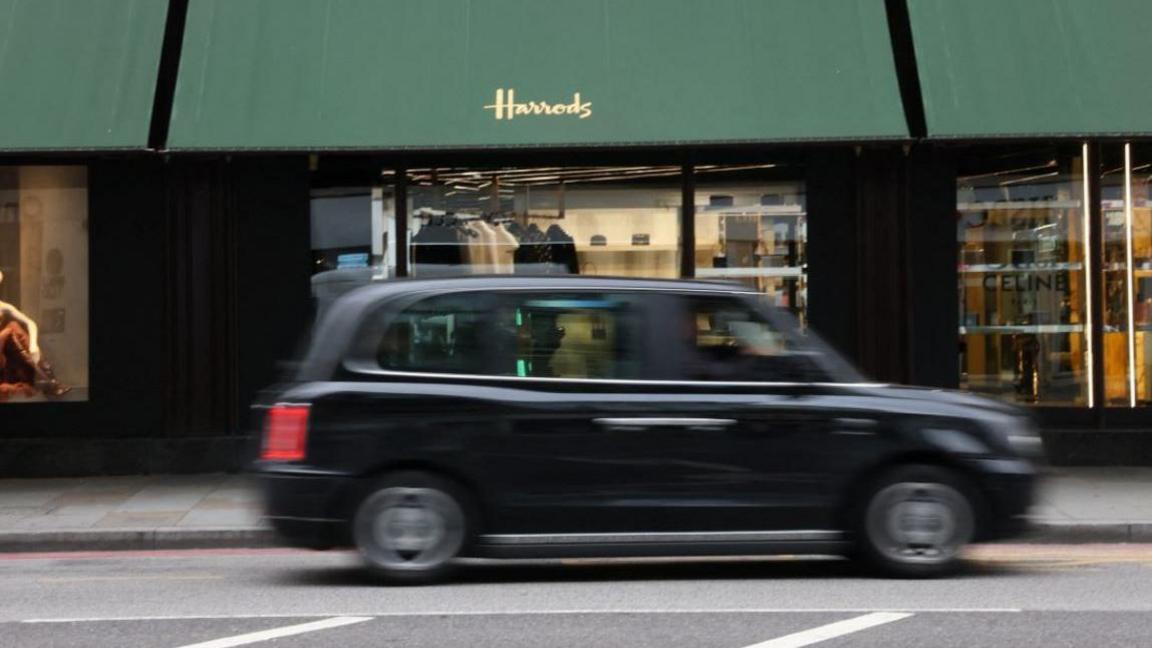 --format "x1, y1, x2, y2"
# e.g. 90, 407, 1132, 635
484, 88, 592, 120
982, 272, 1069, 292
